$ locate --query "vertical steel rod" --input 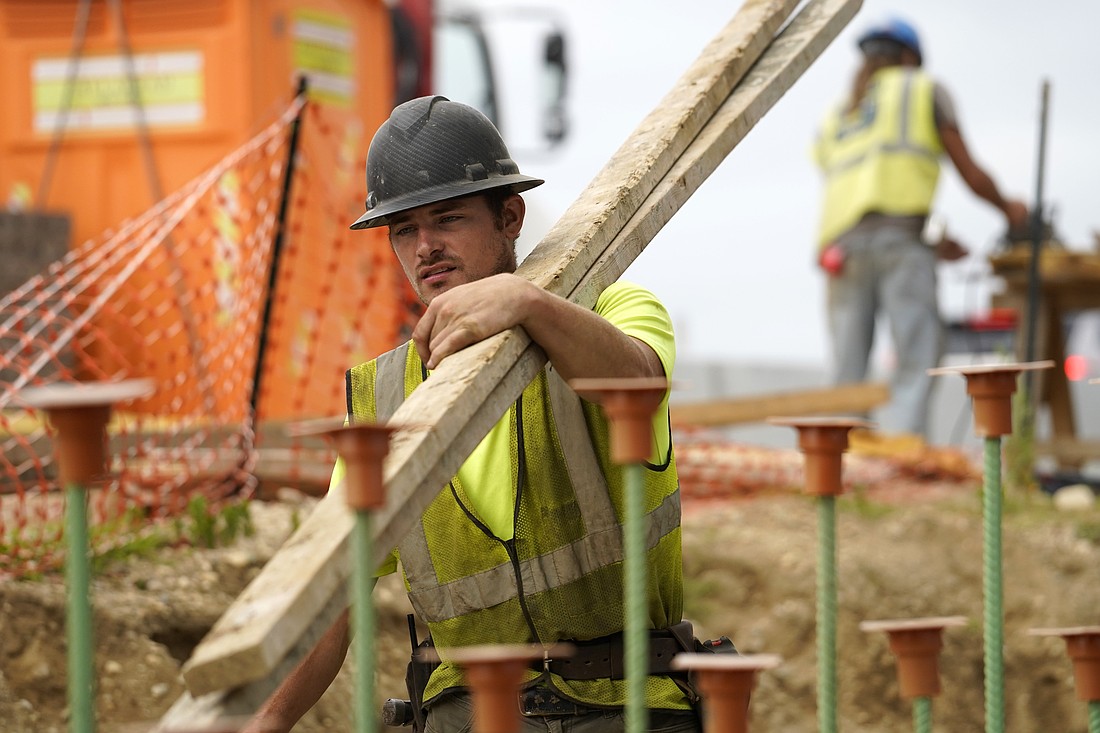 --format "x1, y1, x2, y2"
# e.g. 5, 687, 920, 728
352, 509, 377, 733
983, 436, 1005, 733
249, 76, 309, 418
66, 482, 94, 733
623, 461, 648, 733
913, 696, 931, 733
1023, 79, 1051, 368
817, 495, 838, 733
